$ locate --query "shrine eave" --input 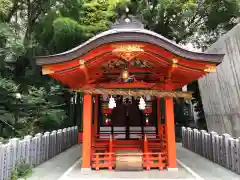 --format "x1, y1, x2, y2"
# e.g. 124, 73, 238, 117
35, 29, 224, 65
